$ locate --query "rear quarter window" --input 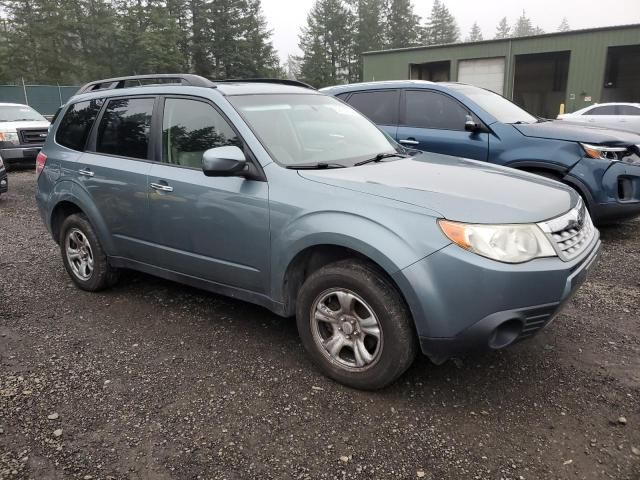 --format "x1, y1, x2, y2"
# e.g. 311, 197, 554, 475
56, 99, 104, 151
